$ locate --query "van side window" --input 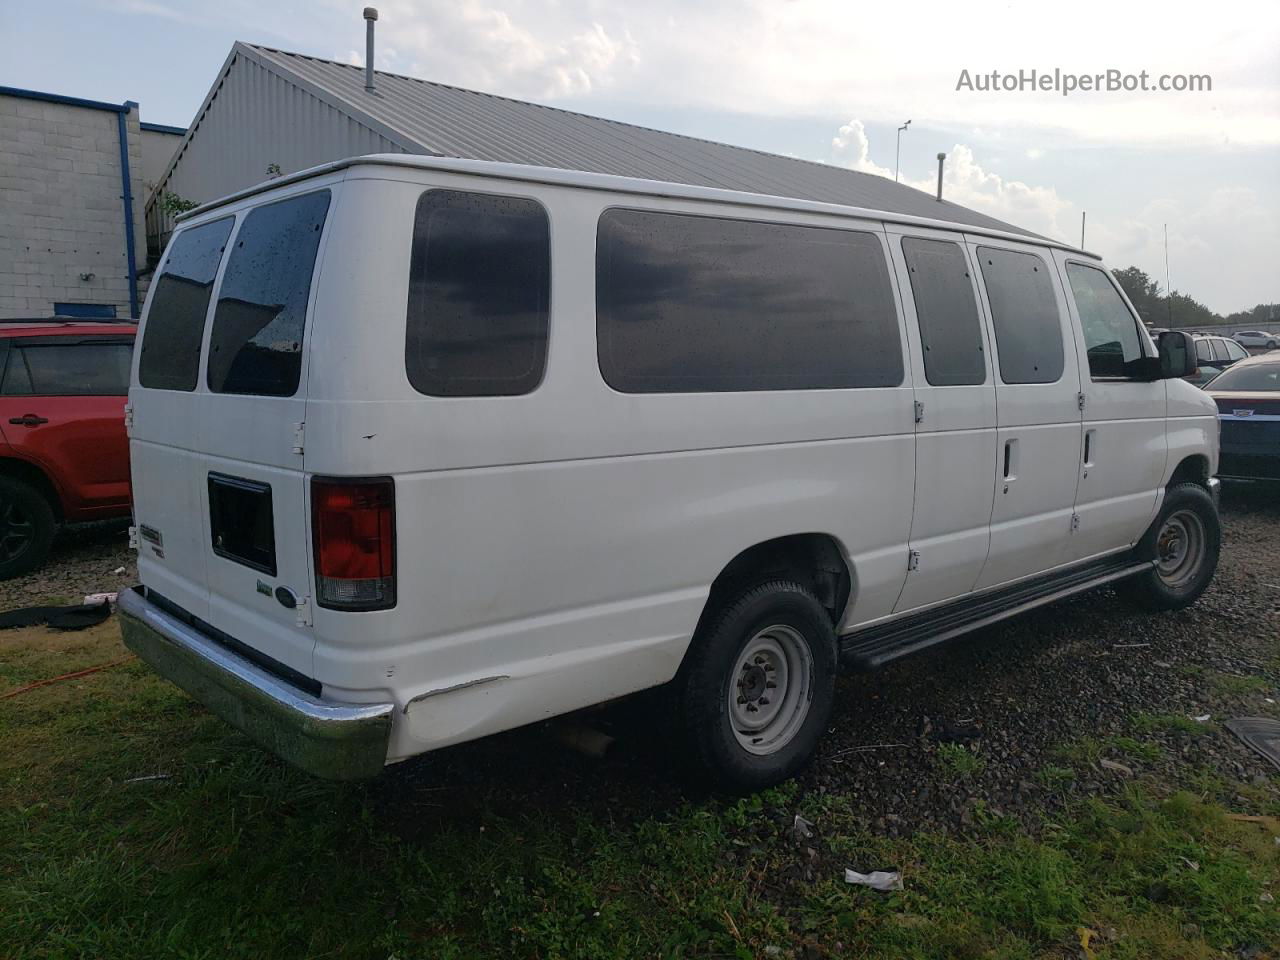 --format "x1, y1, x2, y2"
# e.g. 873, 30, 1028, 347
138, 217, 234, 391
901, 237, 985, 386
1065, 263, 1144, 378
597, 209, 903, 393
405, 190, 550, 397
976, 247, 1065, 385
207, 190, 331, 397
